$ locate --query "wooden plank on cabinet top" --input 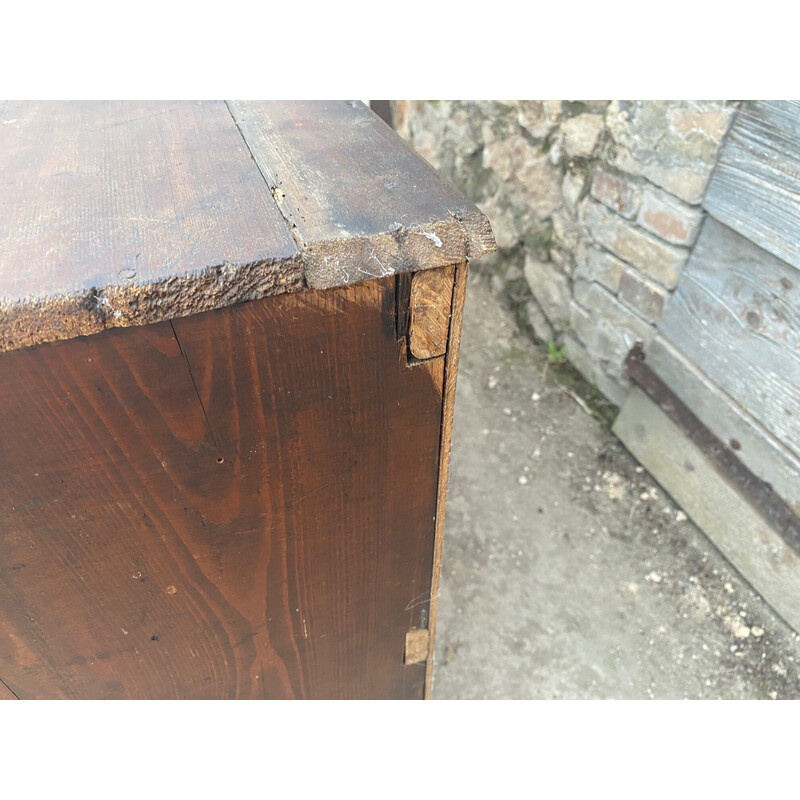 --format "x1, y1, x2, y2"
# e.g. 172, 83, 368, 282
705, 101, 800, 271
226, 101, 496, 289
0, 101, 303, 352
1, 101, 495, 352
